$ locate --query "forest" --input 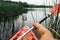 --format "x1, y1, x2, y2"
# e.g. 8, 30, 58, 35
0, 1, 53, 21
